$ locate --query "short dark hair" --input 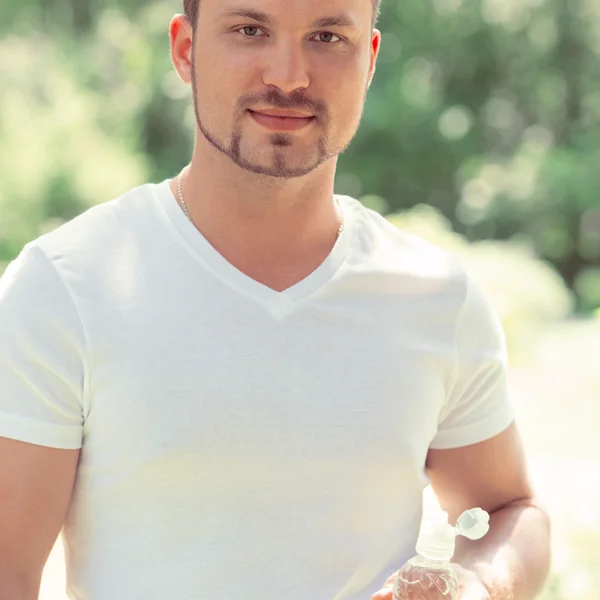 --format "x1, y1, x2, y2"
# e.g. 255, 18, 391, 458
183, 0, 382, 30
